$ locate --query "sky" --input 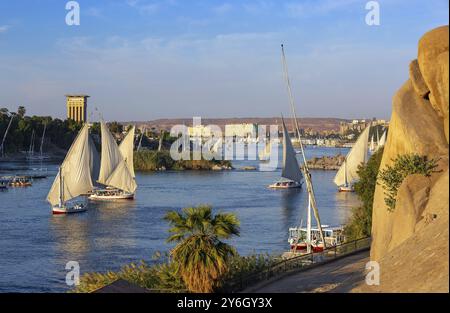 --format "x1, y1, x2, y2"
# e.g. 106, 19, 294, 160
0, 0, 448, 121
